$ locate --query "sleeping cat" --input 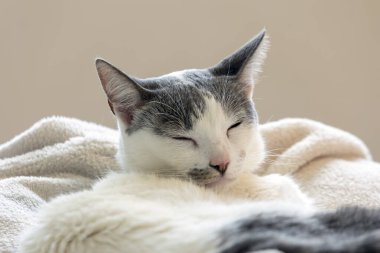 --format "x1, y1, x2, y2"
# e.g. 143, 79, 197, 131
18, 30, 380, 253
95, 30, 310, 204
